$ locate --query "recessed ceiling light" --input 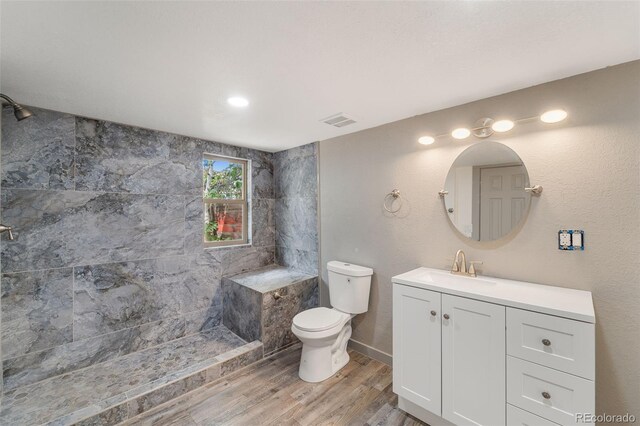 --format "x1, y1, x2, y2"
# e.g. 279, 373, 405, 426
540, 109, 567, 123
418, 136, 435, 145
451, 128, 471, 139
492, 119, 515, 132
227, 96, 249, 108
